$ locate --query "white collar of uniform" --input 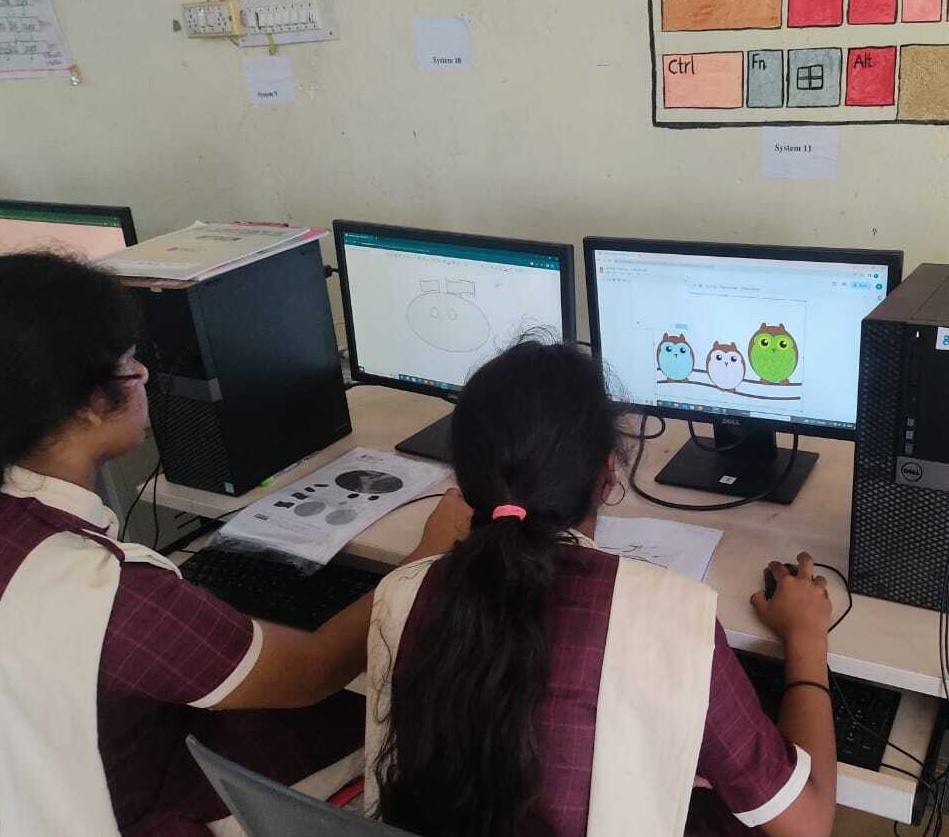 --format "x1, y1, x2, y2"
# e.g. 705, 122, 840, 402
2, 465, 117, 534
565, 528, 597, 550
